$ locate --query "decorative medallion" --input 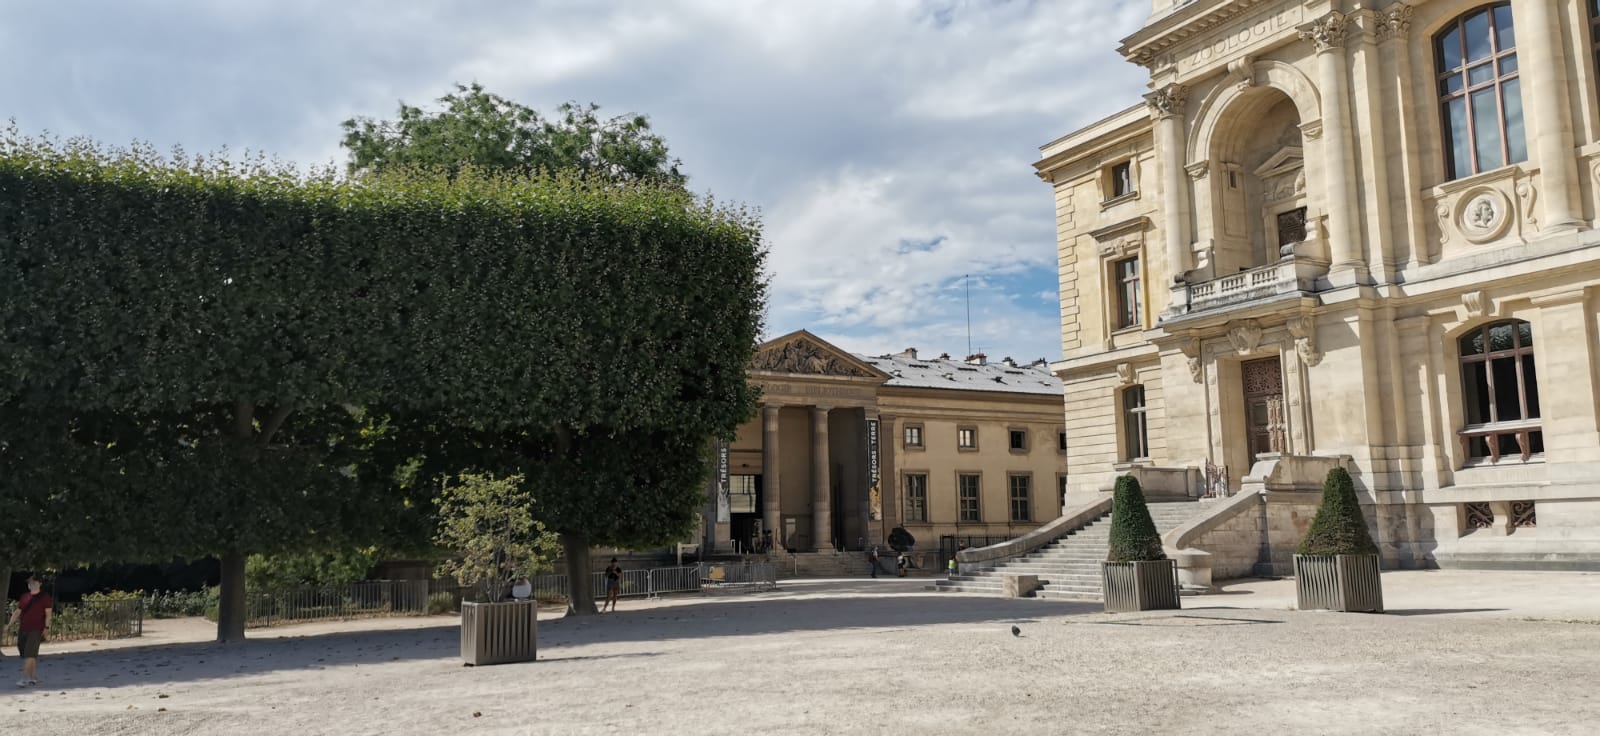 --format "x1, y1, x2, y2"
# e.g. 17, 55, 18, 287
1456, 187, 1513, 244
750, 338, 873, 377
